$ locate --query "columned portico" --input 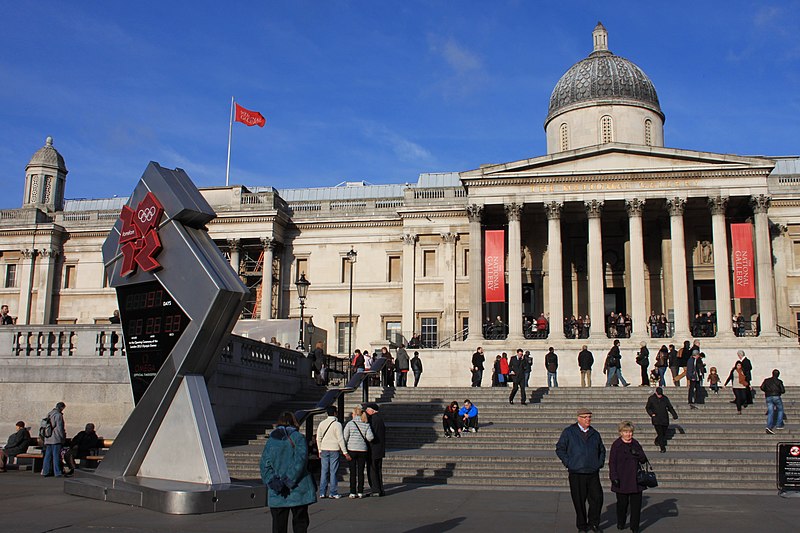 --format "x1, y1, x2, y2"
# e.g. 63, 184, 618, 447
260, 237, 275, 319
506, 203, 523, 340
546, 202, 563, 339
752, 195, 778, 336
466, 204, 484, 341
626, 199, 647, 336
709, 196, 734, 338
667, 198, 689, 337
586, 200, 605, 340
402, 232, 417, 340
